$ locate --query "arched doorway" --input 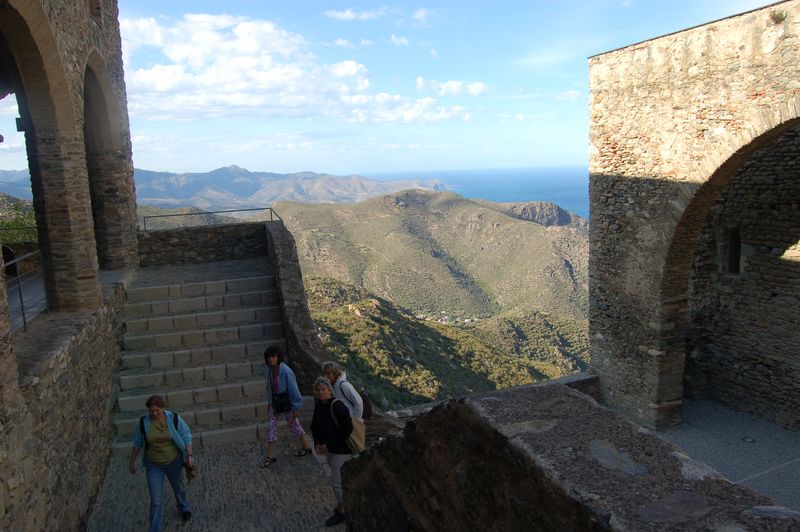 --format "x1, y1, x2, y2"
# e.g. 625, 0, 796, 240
84, 53, 138, 270
659, 118, 800, 430
0, 2, 101, 312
